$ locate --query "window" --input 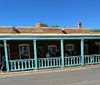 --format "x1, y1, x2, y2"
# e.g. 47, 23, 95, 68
48, 45, 57, 56
66, 44, 74, 51
19, 44, 30, 59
